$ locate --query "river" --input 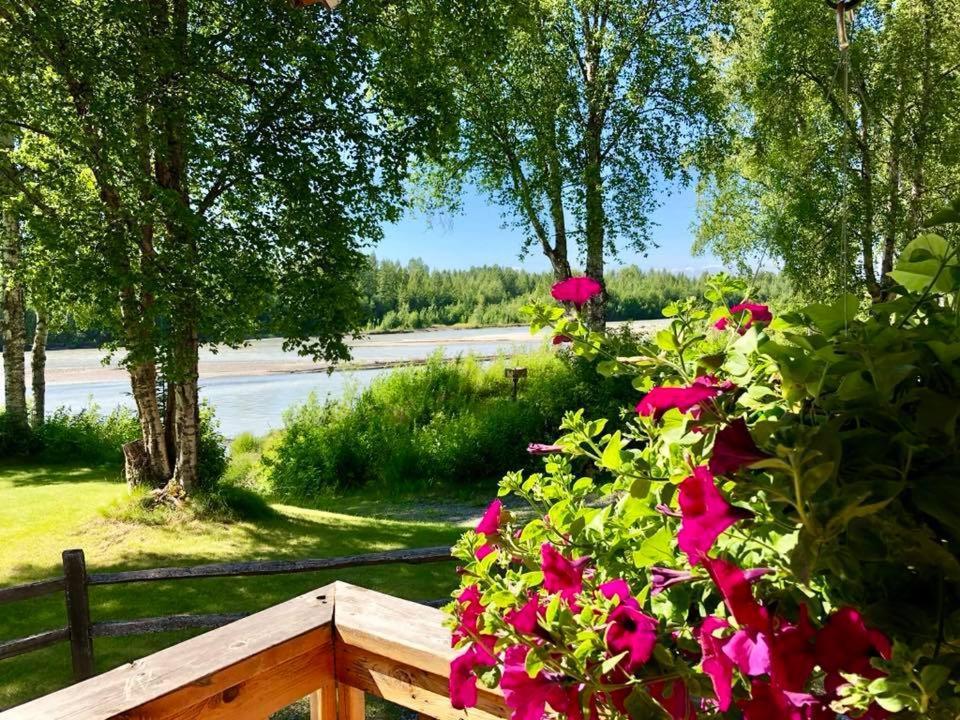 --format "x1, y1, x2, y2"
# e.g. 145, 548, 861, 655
2, 322, 667, 437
